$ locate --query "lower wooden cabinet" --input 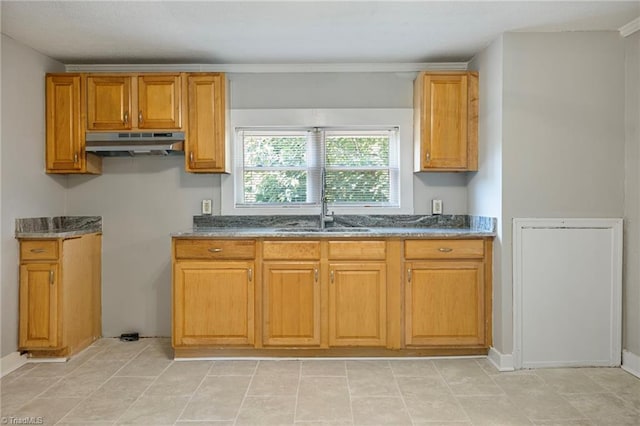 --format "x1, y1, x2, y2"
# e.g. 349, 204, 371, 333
173, 261, 254, 346
19, 263, 59, 348
329, 262, 386, 347
404, 239, 492, 348
263, 262, 320, 346
405, 260, 484, 346
18, 233, 102, 357
171, 237, 493, 356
